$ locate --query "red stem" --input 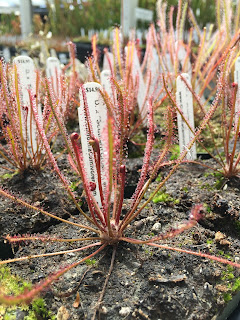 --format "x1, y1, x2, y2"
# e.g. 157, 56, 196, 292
115, 165, 126, 225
